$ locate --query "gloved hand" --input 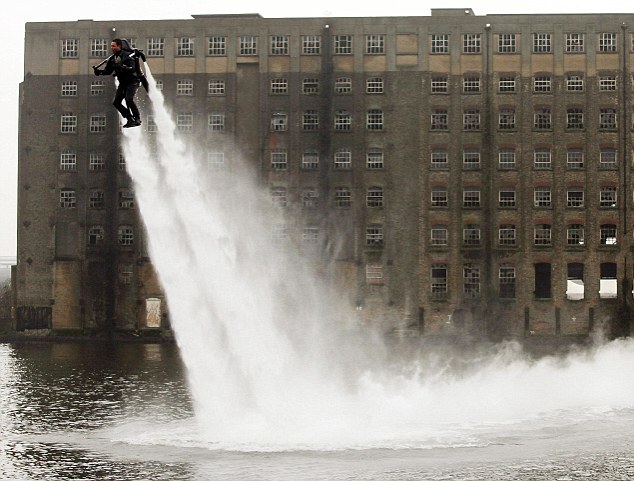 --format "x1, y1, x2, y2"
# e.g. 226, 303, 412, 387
93, 67, 102, 76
